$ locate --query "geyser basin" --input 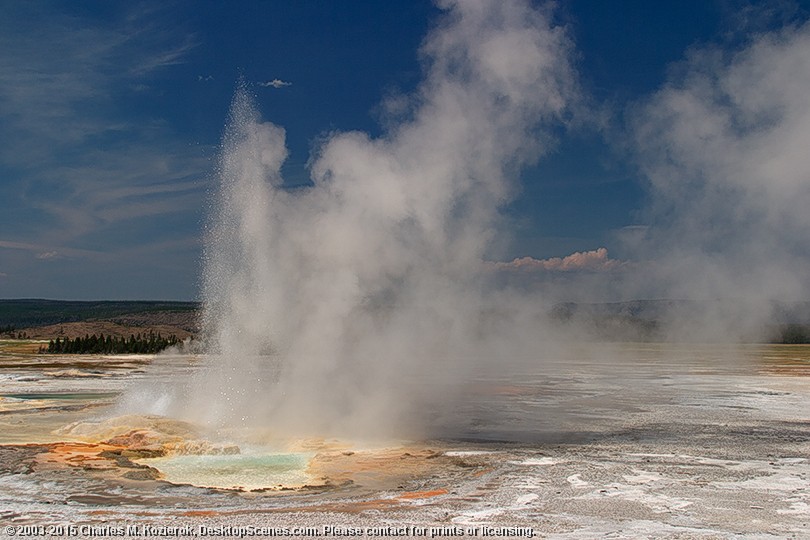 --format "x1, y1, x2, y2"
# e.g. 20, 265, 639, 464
138, 451, 314, 491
